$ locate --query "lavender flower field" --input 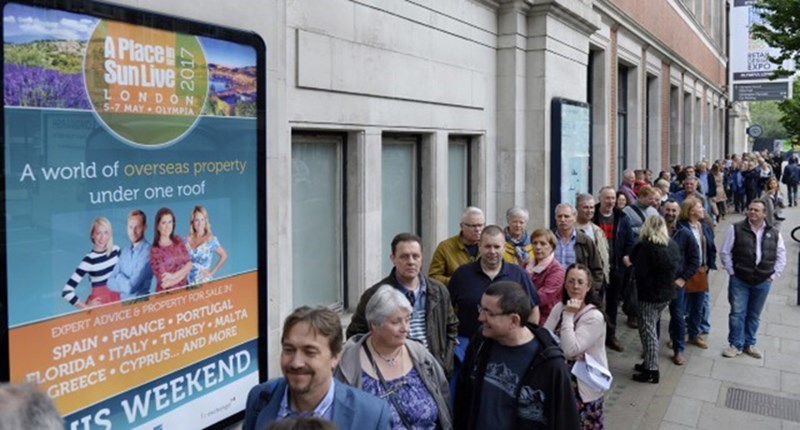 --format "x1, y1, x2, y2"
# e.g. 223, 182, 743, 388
4, 64, 90, 109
